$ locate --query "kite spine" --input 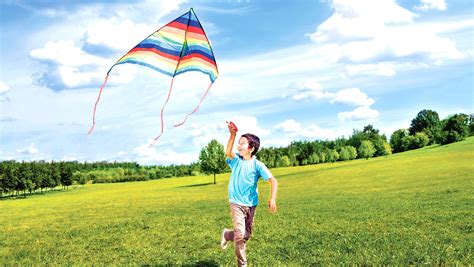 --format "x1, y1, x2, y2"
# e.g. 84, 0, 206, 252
150, 9, 193, 145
